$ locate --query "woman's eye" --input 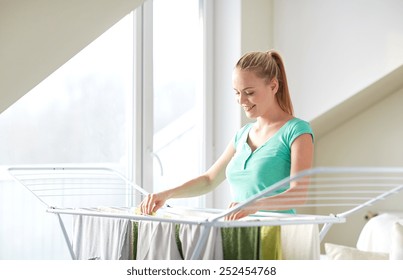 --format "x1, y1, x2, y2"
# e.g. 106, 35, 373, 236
234, 91, 254, 96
